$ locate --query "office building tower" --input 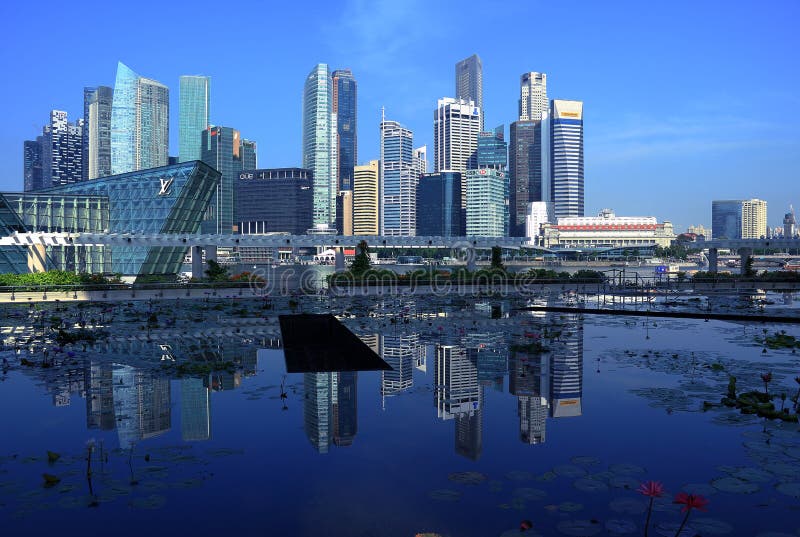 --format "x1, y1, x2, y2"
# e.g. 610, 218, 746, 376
353, 160, 379, 235
85, 362, 115, 431
712, 199, 768, 239
112, 366, 171, 448
235, 168, 313, 235
303, 372, 334, 454
83, 86, 113, 181
241, 139, 257, 170
23, 140, 43, 192
466, 168, 508, 236
477, 125, 507, 169
380, 118, 416, 236
435, 345, 481, 418
181, 377, 211, 441
784, 208, 797, 238
416, 172, 464, 236
550, 311, 583, 418
111, 62, 169, 175
335, 190, 353, 235
302, 64, 337, 226
455, 54, 483, 130
332, 371, 357, 447
519, 72, 547, 121
550, 99, 584, 218
434, 98, 481, 205
509, 120, 550, 235
509, 335, 550, 445
202, 126, 252, 234
34, 110, 84, 190
413, 145, 428, 175
455, 388, 483, 461
381, 333, 419, 401
332, 69, 357, 192
179, 75, 211, 163
525, 201, 553, 244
